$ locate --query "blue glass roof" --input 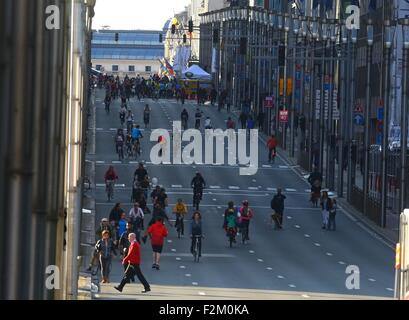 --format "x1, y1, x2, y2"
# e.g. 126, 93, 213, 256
92, 31, 163, 46
91, 47, 164, 60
